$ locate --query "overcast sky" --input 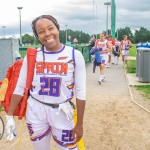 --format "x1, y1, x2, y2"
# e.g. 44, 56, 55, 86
0, 0, 150, 38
